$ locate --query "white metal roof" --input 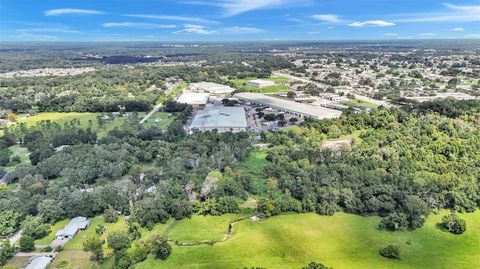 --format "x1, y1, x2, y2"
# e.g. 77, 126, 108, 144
176, 92, 210, 105
235, 92, 342, 119
56, 216, 90, 237
190, 106, 247, 130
